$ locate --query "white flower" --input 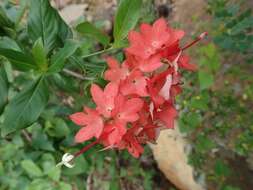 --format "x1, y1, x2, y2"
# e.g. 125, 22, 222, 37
56, 153, 75, 168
